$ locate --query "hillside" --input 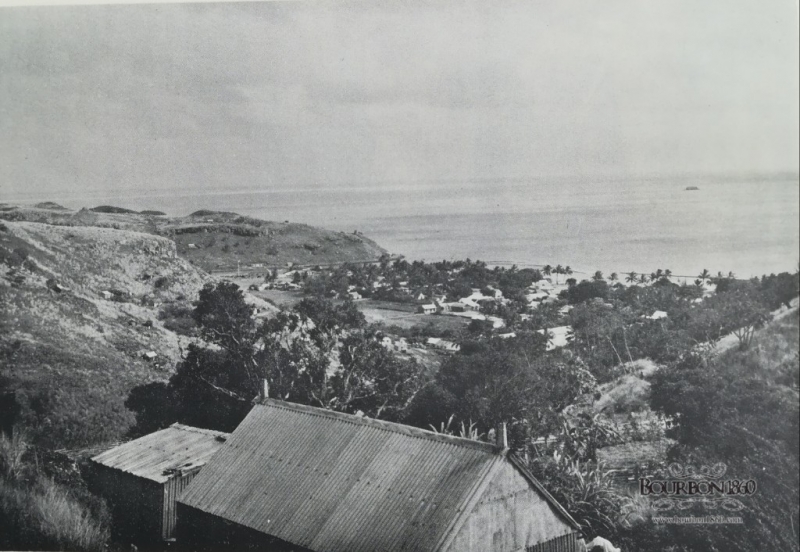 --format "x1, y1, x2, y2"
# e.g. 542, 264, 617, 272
0, 203, 385, 449
0, 220, 217, 448
0, 204, 387, 272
